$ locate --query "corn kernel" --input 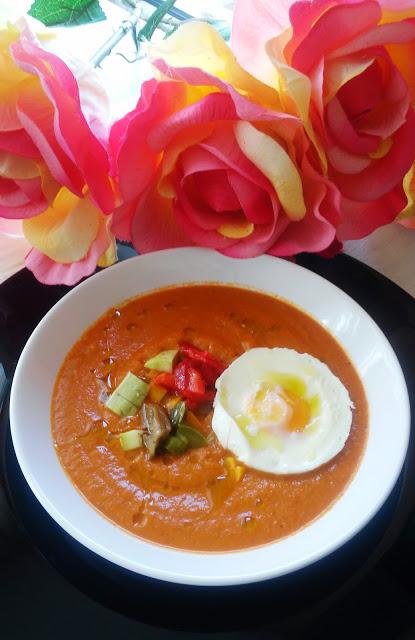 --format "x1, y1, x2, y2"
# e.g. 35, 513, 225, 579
234, 466, 245, 482
224, 456, 236, 471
